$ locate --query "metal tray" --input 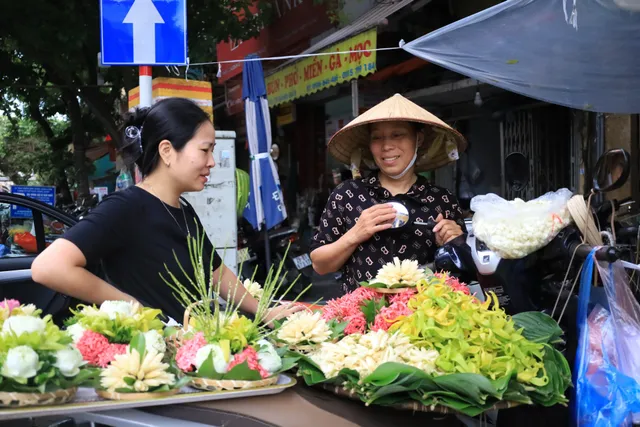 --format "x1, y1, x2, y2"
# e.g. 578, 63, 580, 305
0, 375, 296, 421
